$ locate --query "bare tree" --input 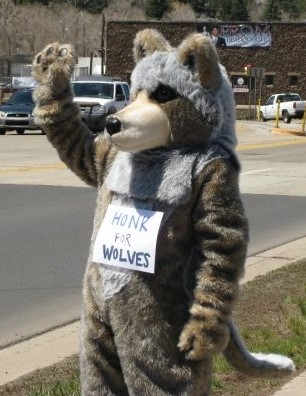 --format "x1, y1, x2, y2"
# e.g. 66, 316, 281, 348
18, 5, 62, 56
0, 0, 24, 74
46, 3, 101, 56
